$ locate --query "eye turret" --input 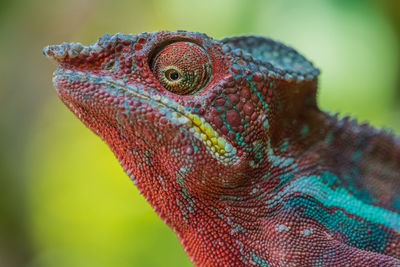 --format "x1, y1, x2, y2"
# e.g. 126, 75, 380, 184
151, 42, 212, 95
